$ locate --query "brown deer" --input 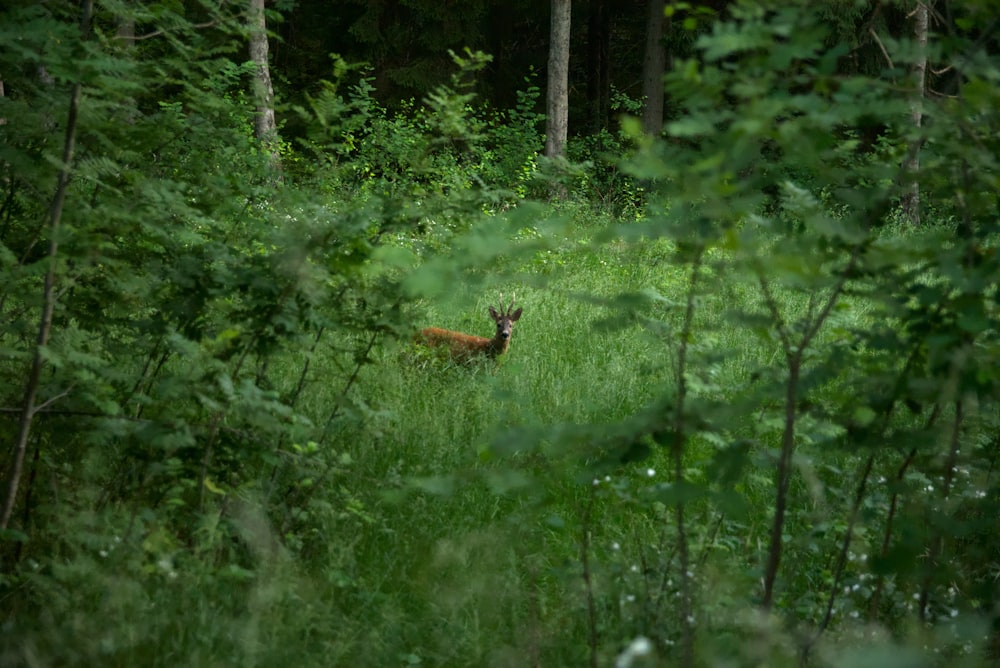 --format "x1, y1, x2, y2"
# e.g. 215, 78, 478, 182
416, 294, 523, 361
